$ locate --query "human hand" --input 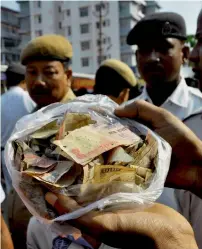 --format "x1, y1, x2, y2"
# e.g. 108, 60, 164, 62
45, 193, 198, 249
115, 100, 202, 197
